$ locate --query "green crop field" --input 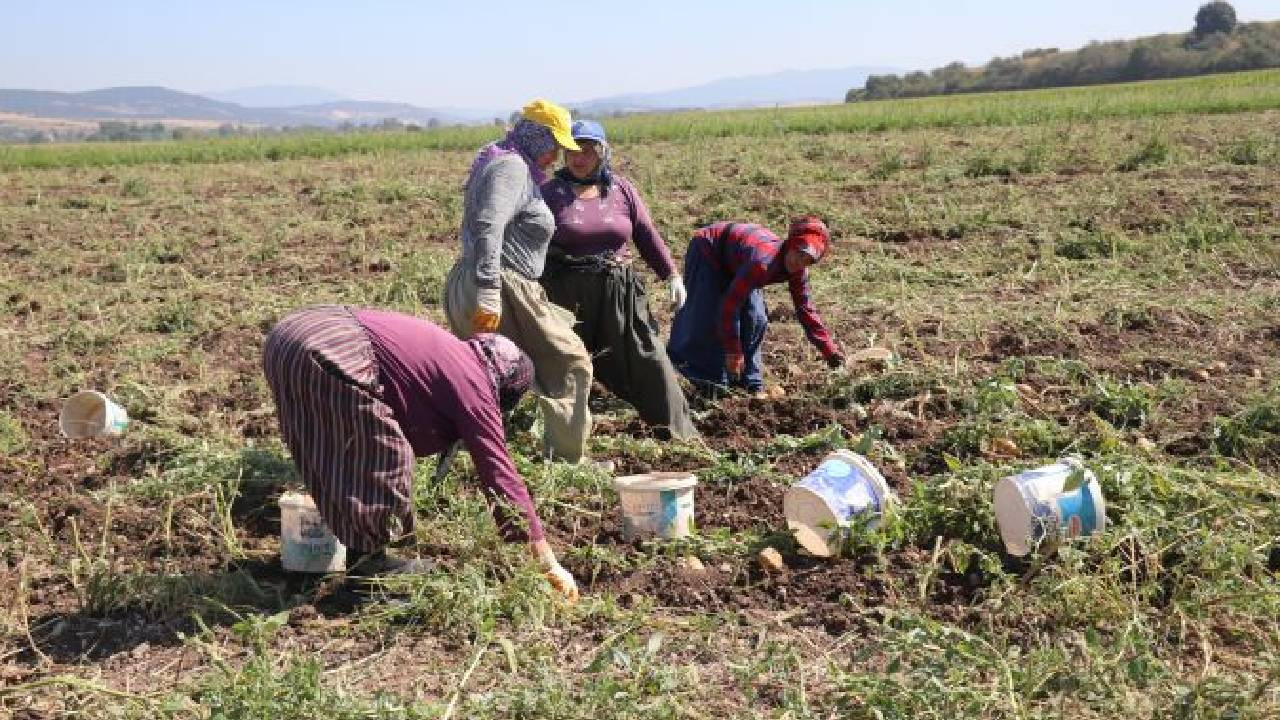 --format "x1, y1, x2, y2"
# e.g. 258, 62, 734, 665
2, 71, 1279, 718
3, 68, 1279, 171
